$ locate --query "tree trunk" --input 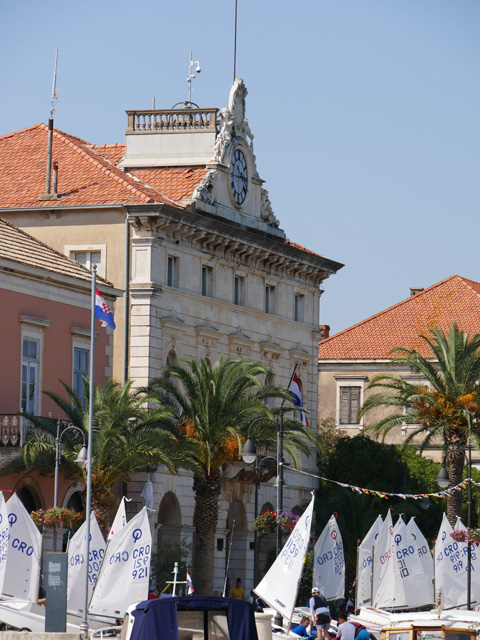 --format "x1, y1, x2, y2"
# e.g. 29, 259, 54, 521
445, 430, 467, 528
192, 471, 222, 595
91, 484, 117, 538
